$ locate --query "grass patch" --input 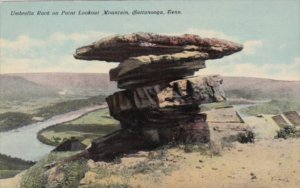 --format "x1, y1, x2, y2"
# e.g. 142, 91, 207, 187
241, 100, 300, 116
37, 108, 120, 146
0, 170, 24, 179
88, 183, 131, 188
0, 112, 34, 132
0, 97, 63, 114
89, 147, 178, 186
69, 108, 116, 125
0, 95, 106, 132
178, 142, 222, 156
275, 125, 300, 139
0, 153, 35, 179
199, 101, 230, 112
177, 138, 249, 157
35, 95, 106, 119
20, 152, 88, 188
